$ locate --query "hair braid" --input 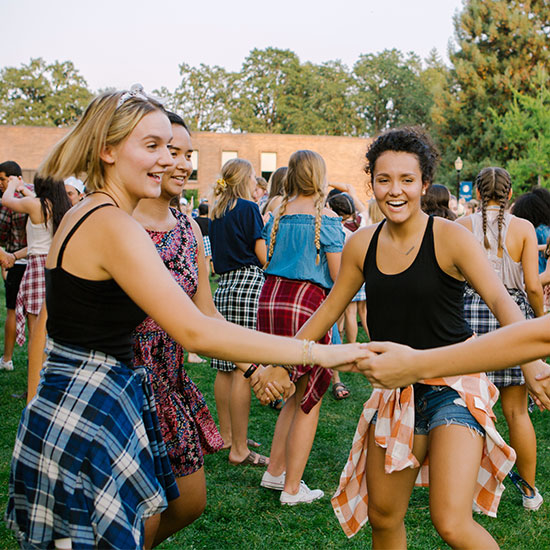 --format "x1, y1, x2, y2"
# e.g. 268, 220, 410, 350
313, 192, 324, 265
264, 193, 289, 269
476, 167, 513, 251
